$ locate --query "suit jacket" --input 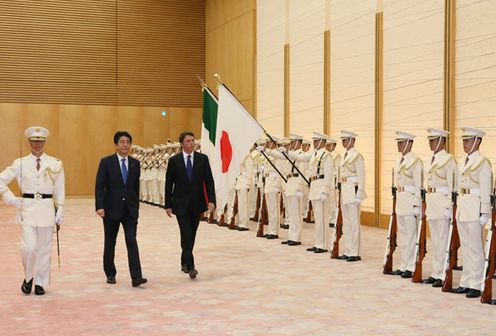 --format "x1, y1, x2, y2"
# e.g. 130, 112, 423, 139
165, 152, 216, 215
95, 154, 140, 221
